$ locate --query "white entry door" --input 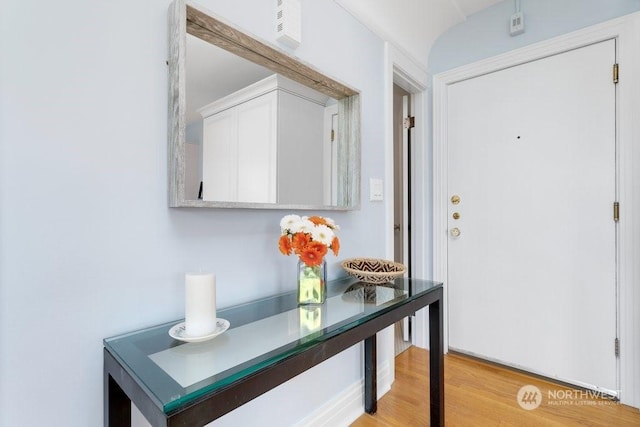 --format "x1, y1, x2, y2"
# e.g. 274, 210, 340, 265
447, 39, 617, 393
